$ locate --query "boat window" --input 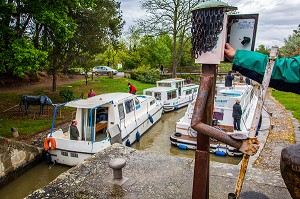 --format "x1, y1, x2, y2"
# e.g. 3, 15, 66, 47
154, 92, 161, 100
213, 111, 224, 121
167, 91, 177, 100
125, 99, 134, 114
118, 103, 125, 120
186, 90, 192, 95
96, 108, 107, 123
134, 98, 140, 106
145, 91, 152, 96
150, 100, 155, 106
158, 83, 171, 87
